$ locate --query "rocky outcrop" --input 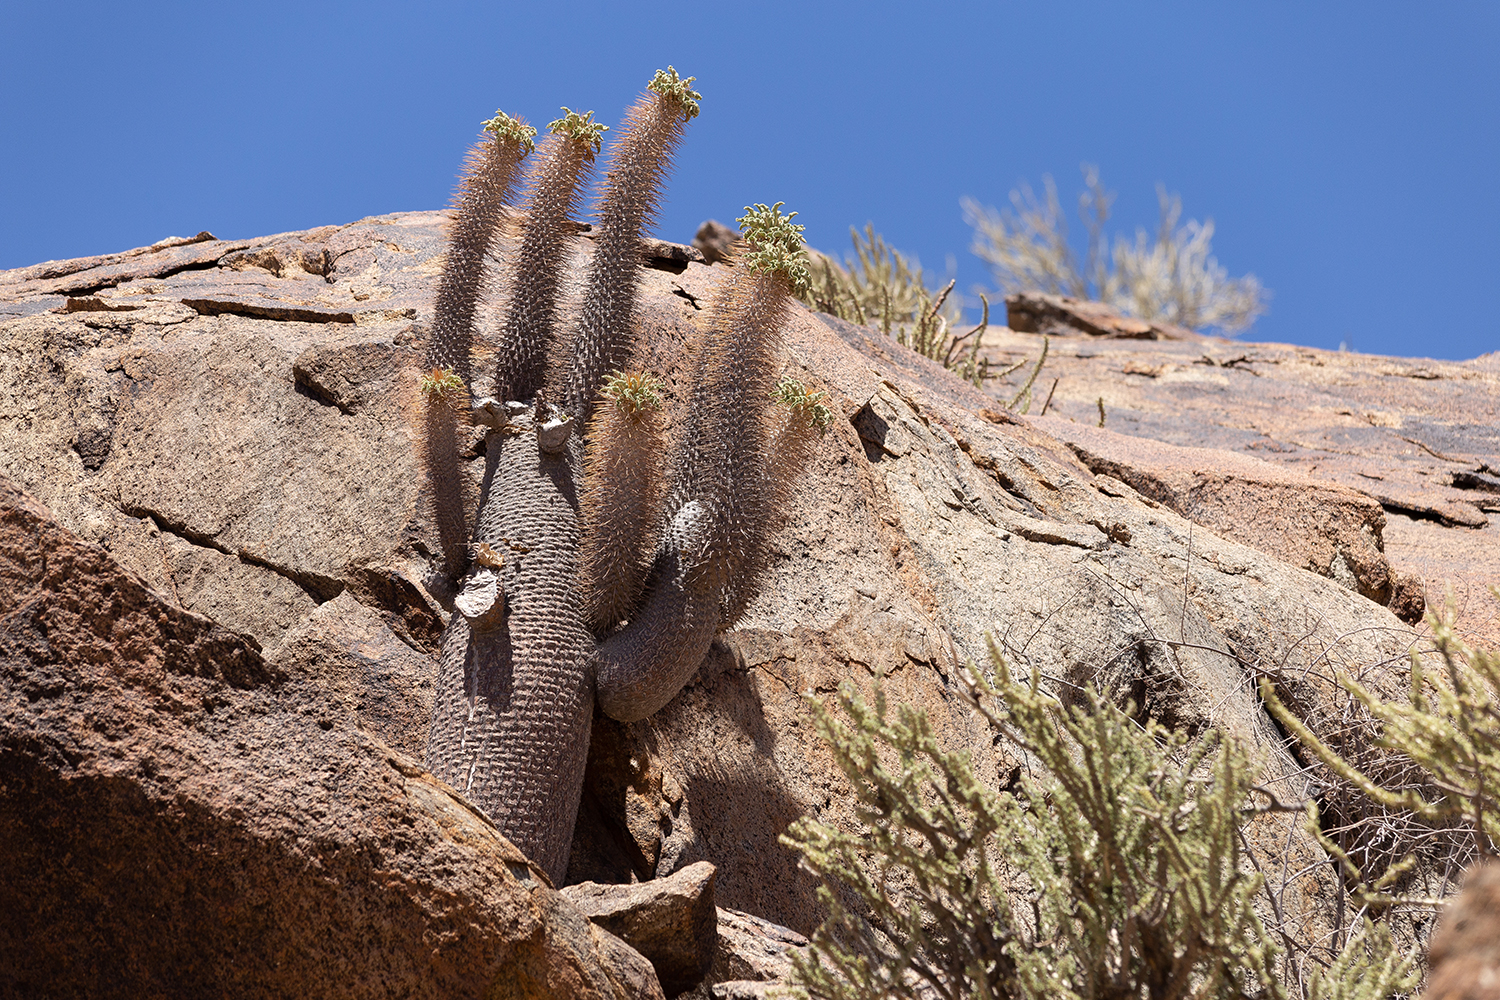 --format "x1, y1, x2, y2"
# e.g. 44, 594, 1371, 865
1031, 416, 1422, 617
0, 477, 662, 999
2, 214, 1483, 991
691, 220, 739, 265
1005, 290, 1201, 340
979, 295, 1499, 647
